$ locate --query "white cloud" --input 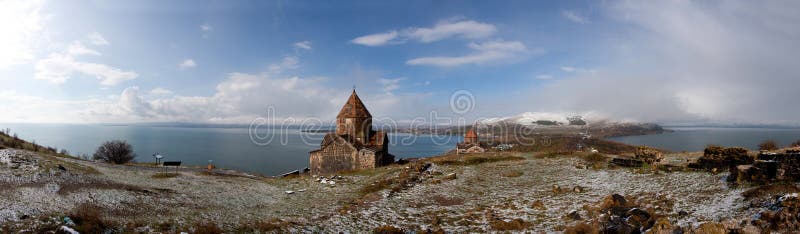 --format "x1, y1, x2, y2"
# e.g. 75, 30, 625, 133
407, 40, 538, 67
294, 41, 312, 50
35, 43, 138, 86
0, 0, 46, 69
201, 24, 212, 31
536, 74, 553, 80
87, 32, 109, 45
407, 19, 497, 43
562, 10, 588, 24
560, 66, 597, 74
377, 78, 404, 93
351, 31, 399, 46
67, 42, 100, 56
149, 87, 173, 96
1, 69, 434, 123
200, 24, 212, 38
179, 59, 196, 69
526, 1, 800, 124
351, 19, 497, 46
268, 56, 299, 73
